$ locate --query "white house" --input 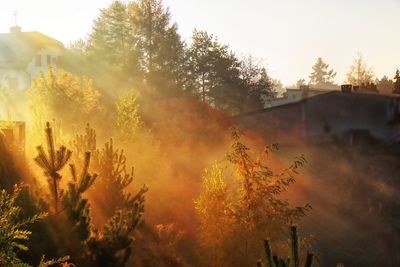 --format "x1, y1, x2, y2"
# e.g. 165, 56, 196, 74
0, 26, 64, 90
264, 86, 335, 108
